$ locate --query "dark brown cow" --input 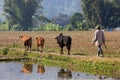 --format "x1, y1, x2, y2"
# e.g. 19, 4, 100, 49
36, 37, 44, 52
19, 35, 32, 51
55, 33, 72, 55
